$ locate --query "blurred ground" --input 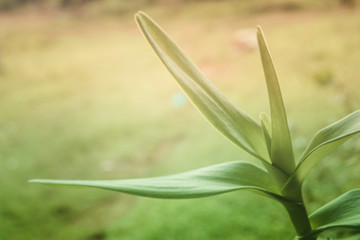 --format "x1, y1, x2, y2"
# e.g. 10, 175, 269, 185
1, 1, 360, 239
